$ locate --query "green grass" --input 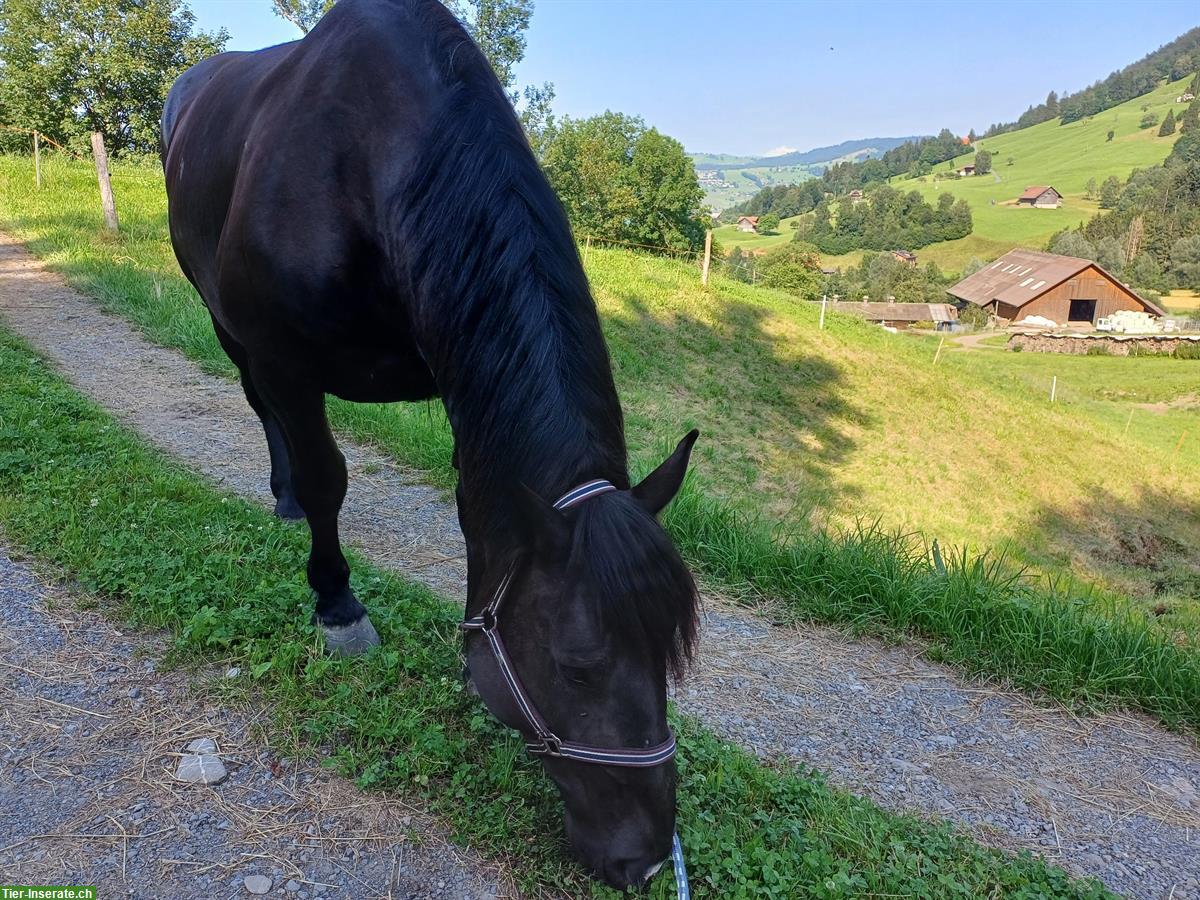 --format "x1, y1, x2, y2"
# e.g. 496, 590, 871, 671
0, 328, 1114, 899
712, 215, 803, 253
2, 153, 1200, 726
